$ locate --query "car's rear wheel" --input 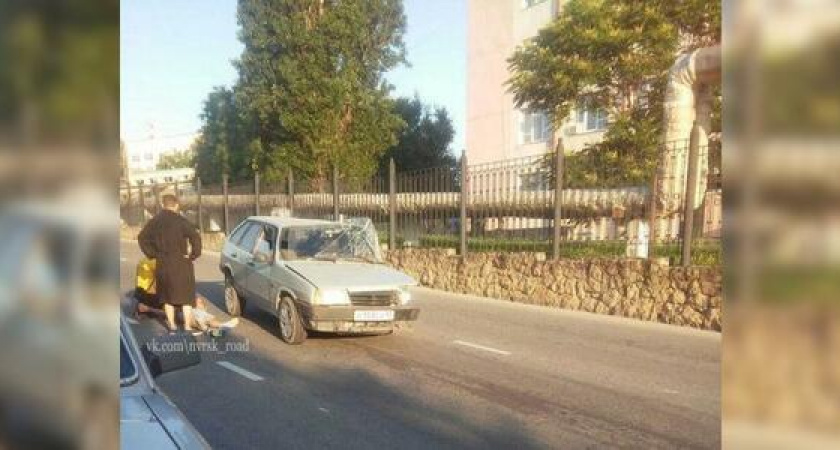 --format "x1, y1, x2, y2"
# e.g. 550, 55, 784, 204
224, 274, 244, 317
278, 296, 306, 344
